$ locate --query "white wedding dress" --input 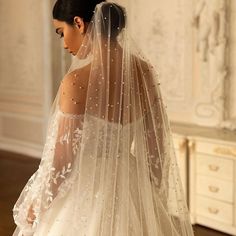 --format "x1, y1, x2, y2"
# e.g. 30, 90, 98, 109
29, 112, 146, 236
13, 107, 183, 236
13, 99, 162, 235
